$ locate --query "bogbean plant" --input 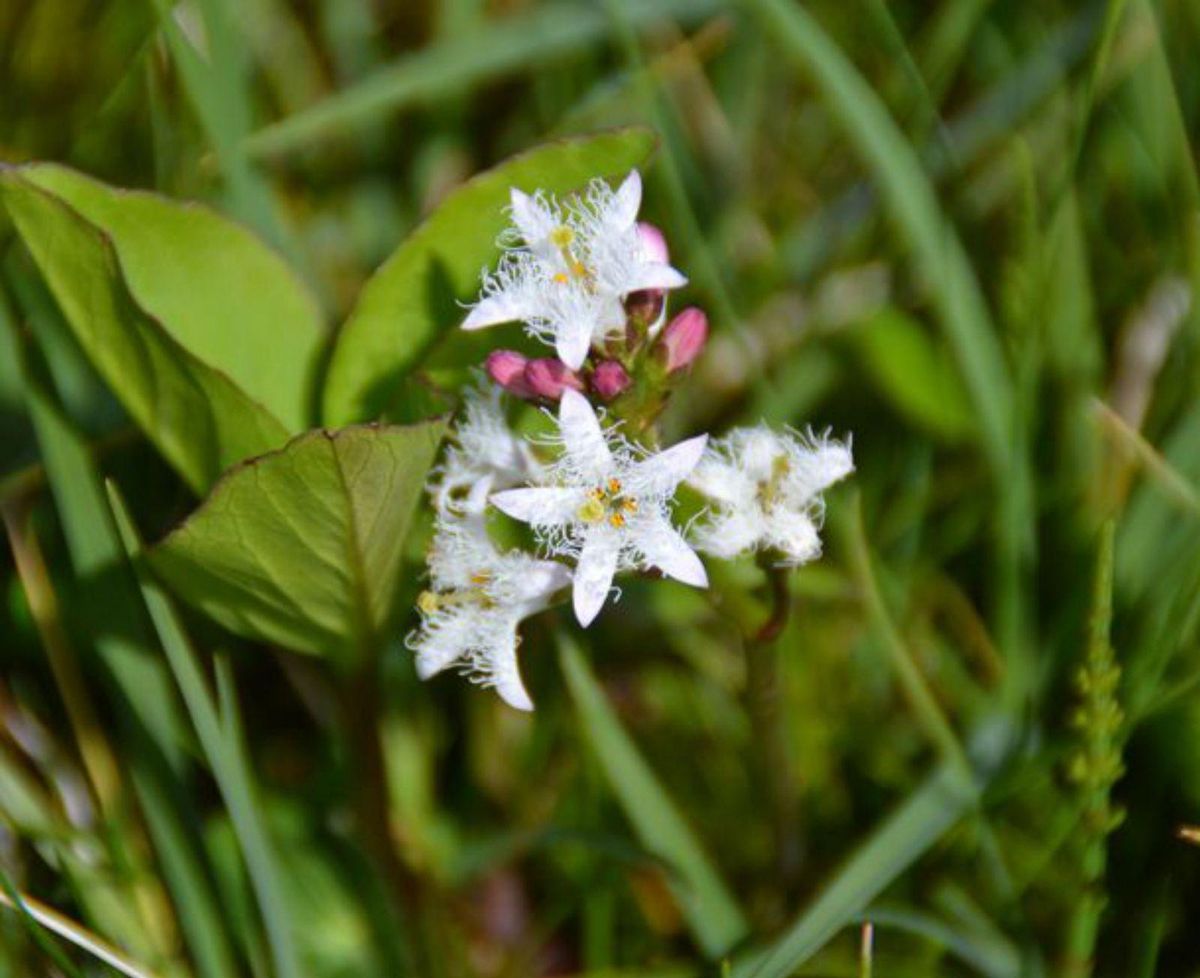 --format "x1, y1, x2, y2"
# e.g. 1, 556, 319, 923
0, 137, 853, 973
409, 170, 854, 709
